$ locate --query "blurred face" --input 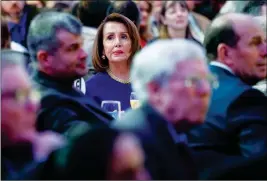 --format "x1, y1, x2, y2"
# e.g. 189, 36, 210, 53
45, 30, 88, 79
1, 65, 39, 143
155, 60, 212, 130
228, 19, 267, 84
103, 22, 132, 64
161, 1, 189, 30
137, 1, 151, 27
1, 1, 25, 19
